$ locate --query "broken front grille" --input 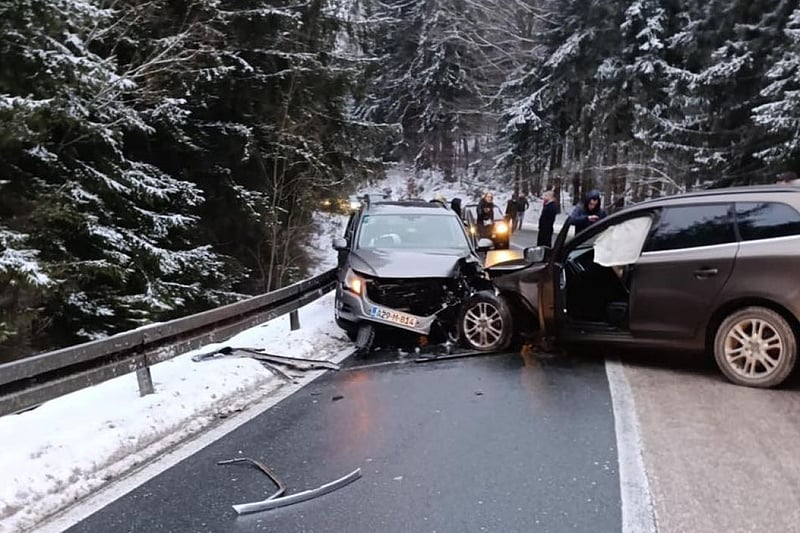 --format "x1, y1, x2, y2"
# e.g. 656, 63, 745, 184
366, 278, 447, 317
